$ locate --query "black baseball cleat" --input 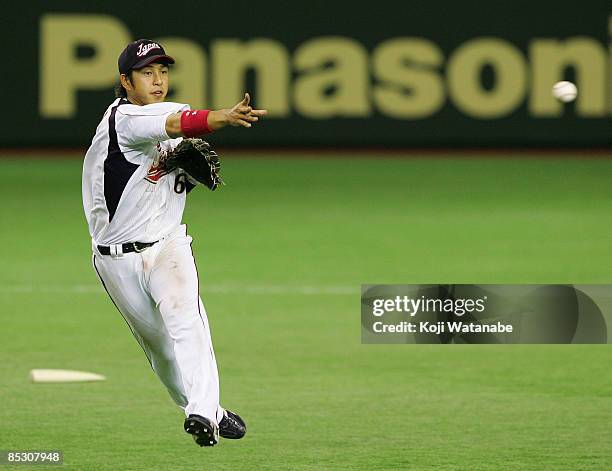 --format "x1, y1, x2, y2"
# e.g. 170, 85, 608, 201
219, 409, 247, 439
184, 414, 219, 447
